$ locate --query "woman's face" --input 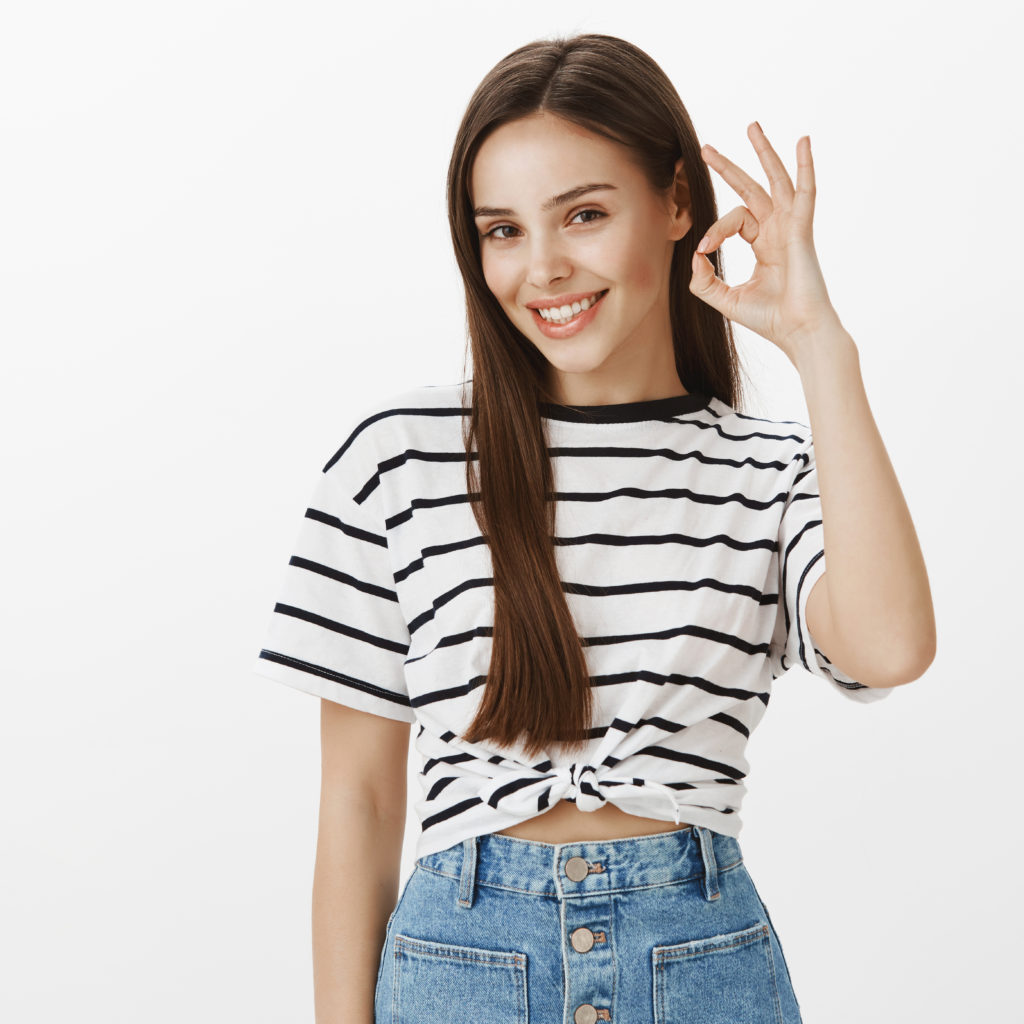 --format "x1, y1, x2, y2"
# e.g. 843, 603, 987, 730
470, 110, 692, 403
